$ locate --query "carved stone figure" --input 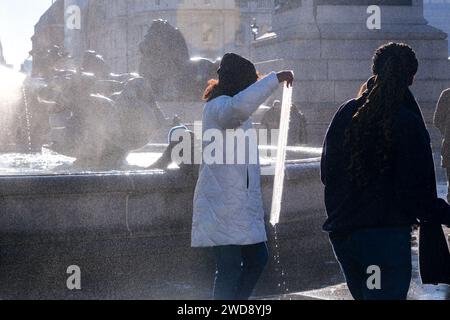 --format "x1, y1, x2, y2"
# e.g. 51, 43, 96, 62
139, 19, 219, 101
